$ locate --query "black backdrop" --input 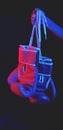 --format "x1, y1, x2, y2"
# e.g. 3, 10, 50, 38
0, 0, 63, 129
